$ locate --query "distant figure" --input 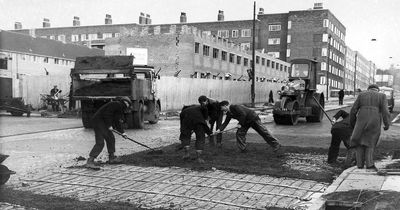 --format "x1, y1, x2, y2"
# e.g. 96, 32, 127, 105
50, 85, 62, 111
68, 82, 76, 111
350, 84, 390, 170
268, 90, 274, 104
338, 89, 344, 105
